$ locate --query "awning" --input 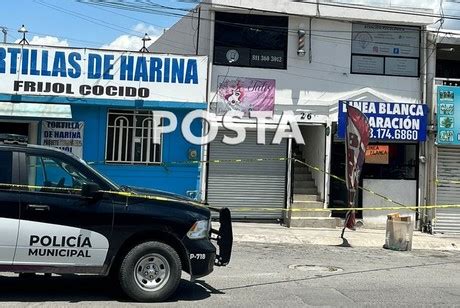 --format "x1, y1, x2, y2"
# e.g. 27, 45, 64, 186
0, 102, 72, 119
